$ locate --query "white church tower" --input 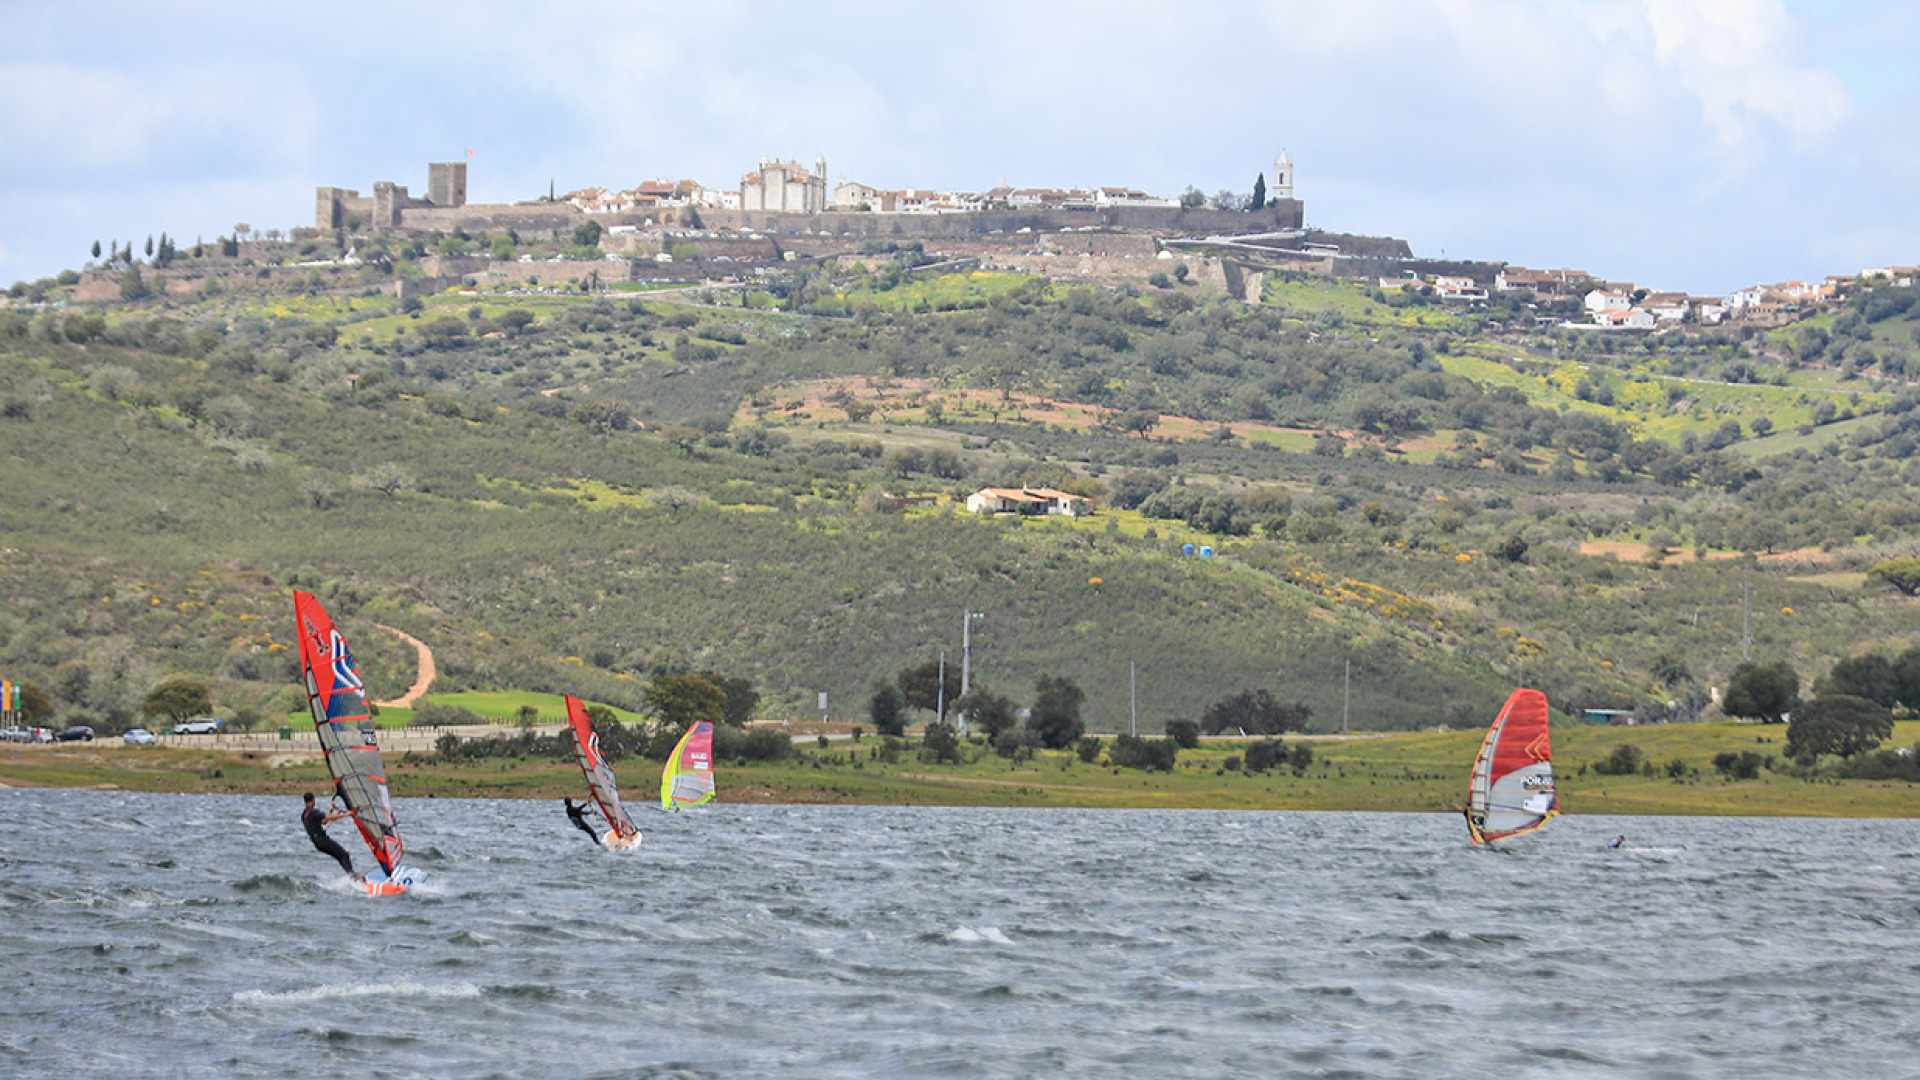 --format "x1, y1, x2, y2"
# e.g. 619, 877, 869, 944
1271, 150, 1294, 201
